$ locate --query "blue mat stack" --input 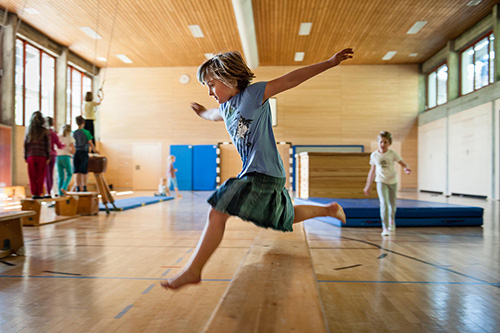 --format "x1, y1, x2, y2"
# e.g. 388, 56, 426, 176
99, 196, 174, 211
294, 197, 483, 227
